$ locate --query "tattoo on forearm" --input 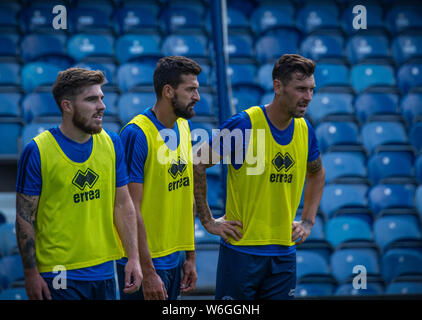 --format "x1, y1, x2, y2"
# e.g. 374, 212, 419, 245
16, 193, 39, 269
307, 155, 322, 174
193, 163, 212, 225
